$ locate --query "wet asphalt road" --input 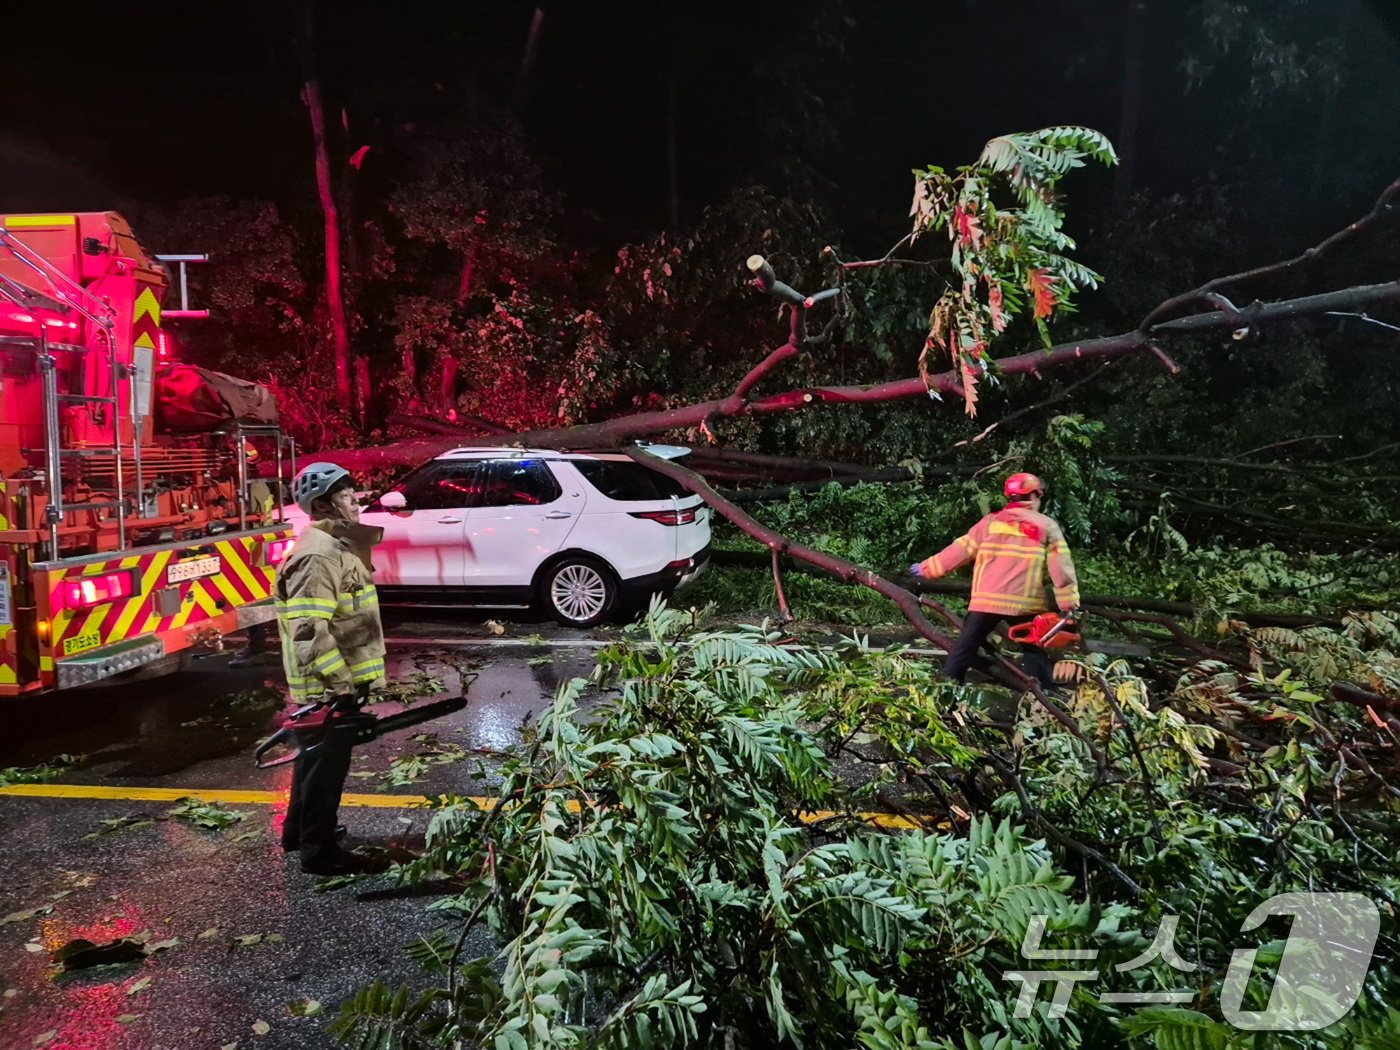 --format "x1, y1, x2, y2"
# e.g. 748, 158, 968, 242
0, 612, 606, 1050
